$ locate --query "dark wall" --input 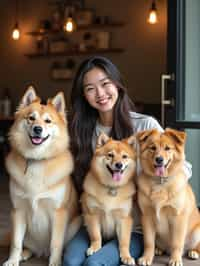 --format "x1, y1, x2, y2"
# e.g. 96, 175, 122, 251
0, 0, 167, 111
